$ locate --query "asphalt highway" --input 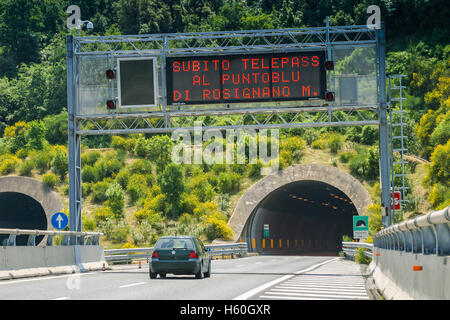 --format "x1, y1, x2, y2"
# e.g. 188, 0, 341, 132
0, 255, 369, 300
